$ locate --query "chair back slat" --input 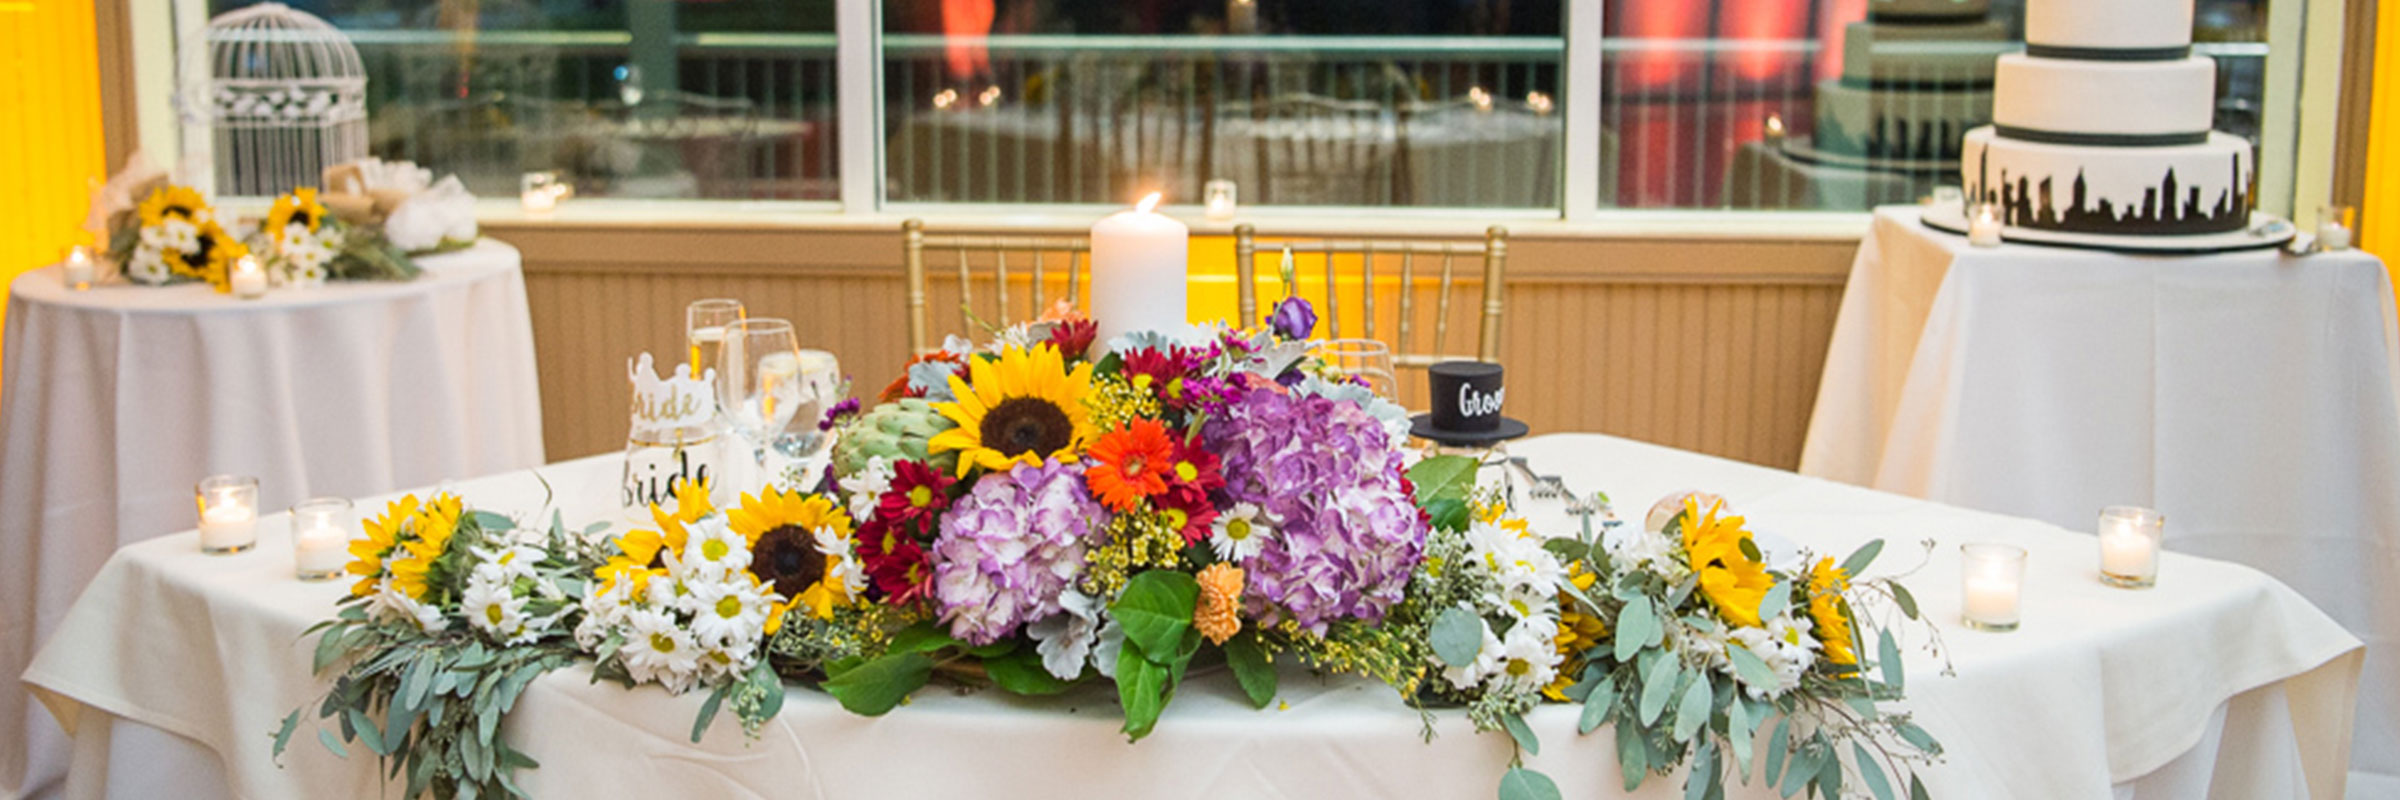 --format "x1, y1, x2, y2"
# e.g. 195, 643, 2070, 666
1361, 243, 1377, 341
901, 219, 1093, 355
1231, 225, 1510, 404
